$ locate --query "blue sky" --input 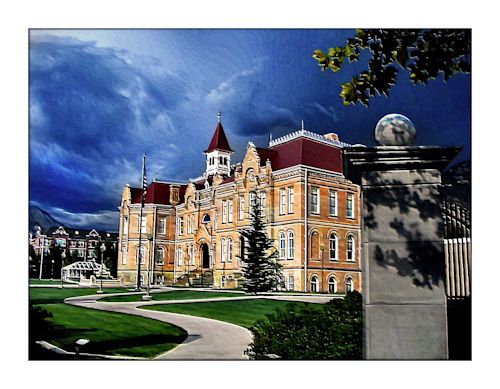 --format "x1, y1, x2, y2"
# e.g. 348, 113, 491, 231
29, 29, 471, 231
